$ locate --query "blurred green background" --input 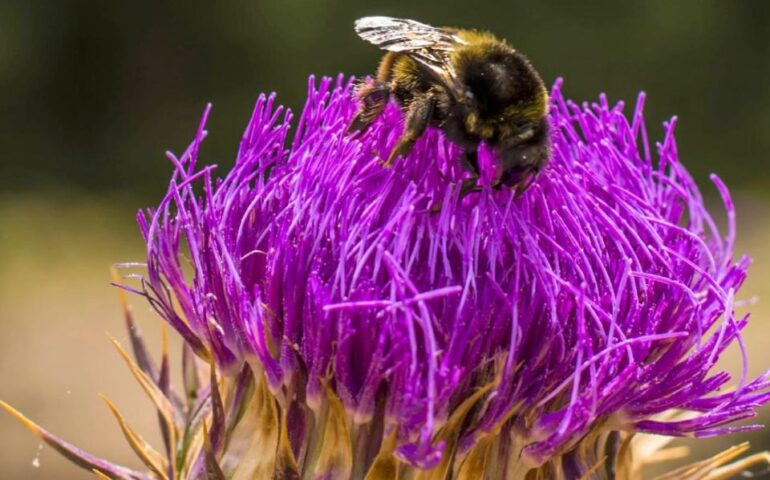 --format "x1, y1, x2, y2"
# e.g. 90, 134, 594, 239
0, 1, 769, 478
